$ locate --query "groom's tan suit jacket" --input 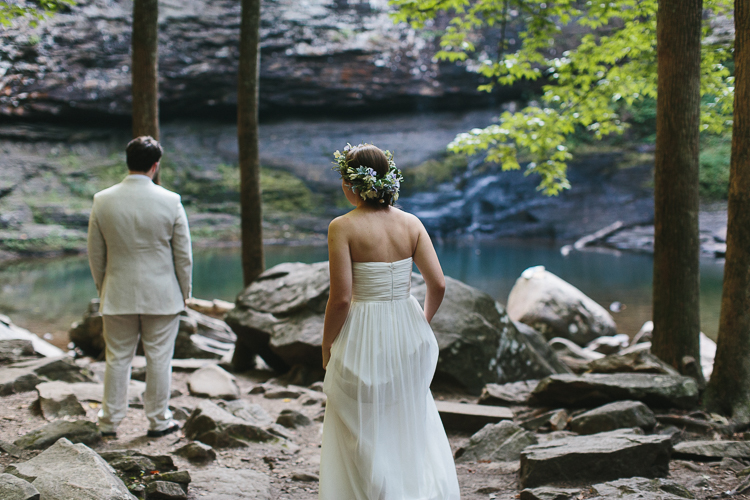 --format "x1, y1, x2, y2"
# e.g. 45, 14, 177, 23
87, 175, 193, 315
